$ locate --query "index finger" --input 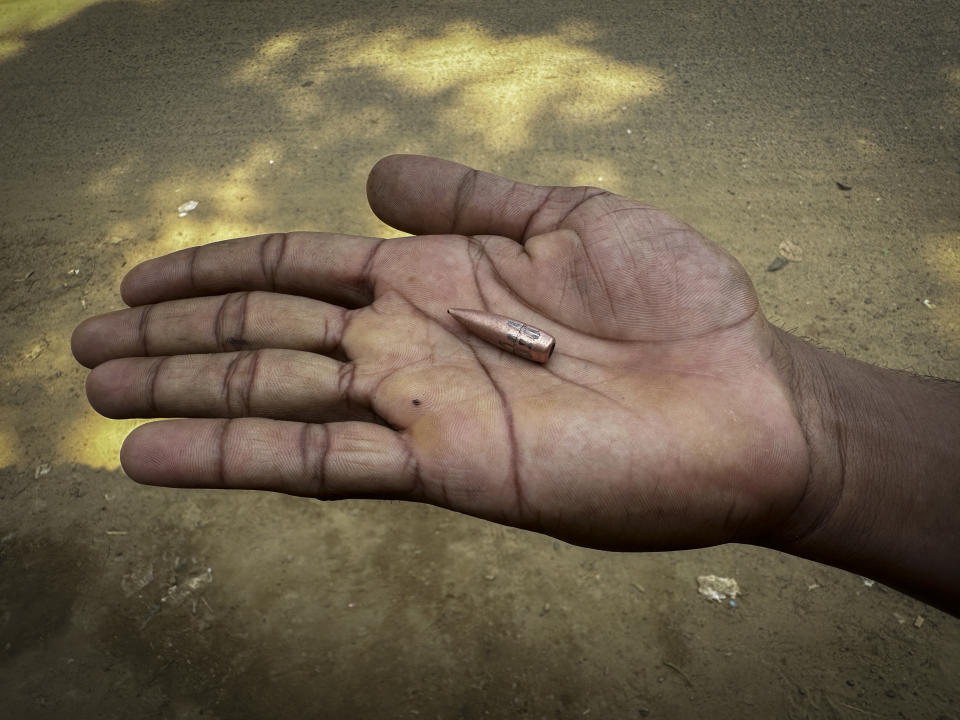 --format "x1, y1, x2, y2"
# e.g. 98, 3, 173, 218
366, 154, 608, 241
120, 232, 385, 307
